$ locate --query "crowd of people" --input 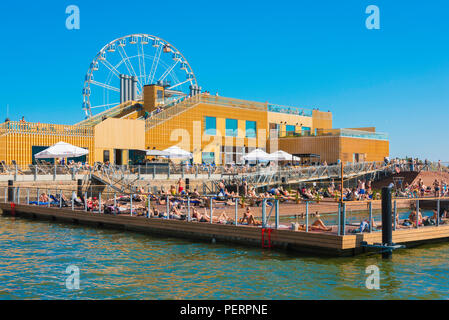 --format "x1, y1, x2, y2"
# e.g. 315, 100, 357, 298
395, 178, 448, 198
